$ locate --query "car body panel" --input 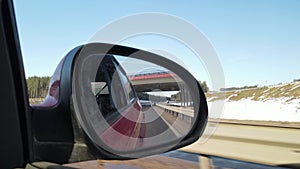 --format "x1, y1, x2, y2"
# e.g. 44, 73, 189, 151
100, 99, 146, 150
